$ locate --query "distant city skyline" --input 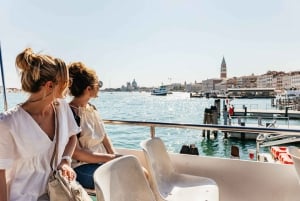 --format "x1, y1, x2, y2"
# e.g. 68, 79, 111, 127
1, 1, 300, 89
